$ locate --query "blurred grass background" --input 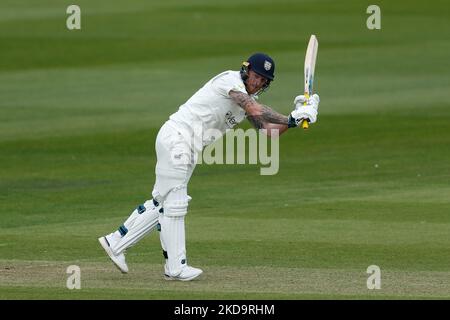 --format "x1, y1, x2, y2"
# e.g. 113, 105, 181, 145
0, 0, 449, 299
